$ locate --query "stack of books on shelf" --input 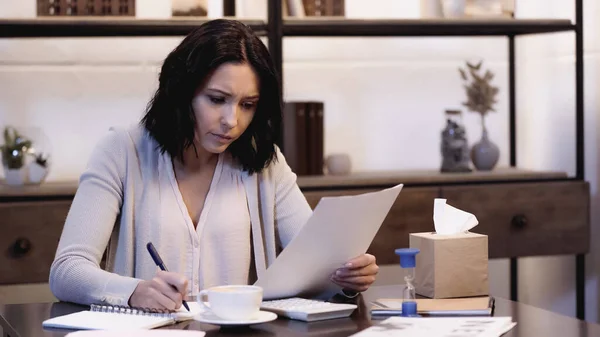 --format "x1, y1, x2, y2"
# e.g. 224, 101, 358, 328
283, 101, 324, 176
37, 0, 135, 16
